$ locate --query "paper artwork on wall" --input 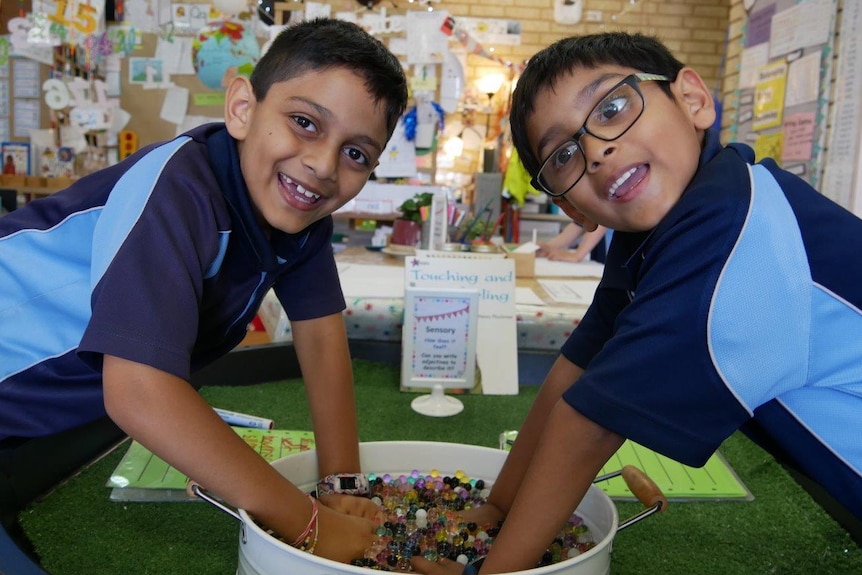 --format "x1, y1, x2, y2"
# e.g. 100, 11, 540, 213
406, 10, 448, 65
374, 119, 417, 179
